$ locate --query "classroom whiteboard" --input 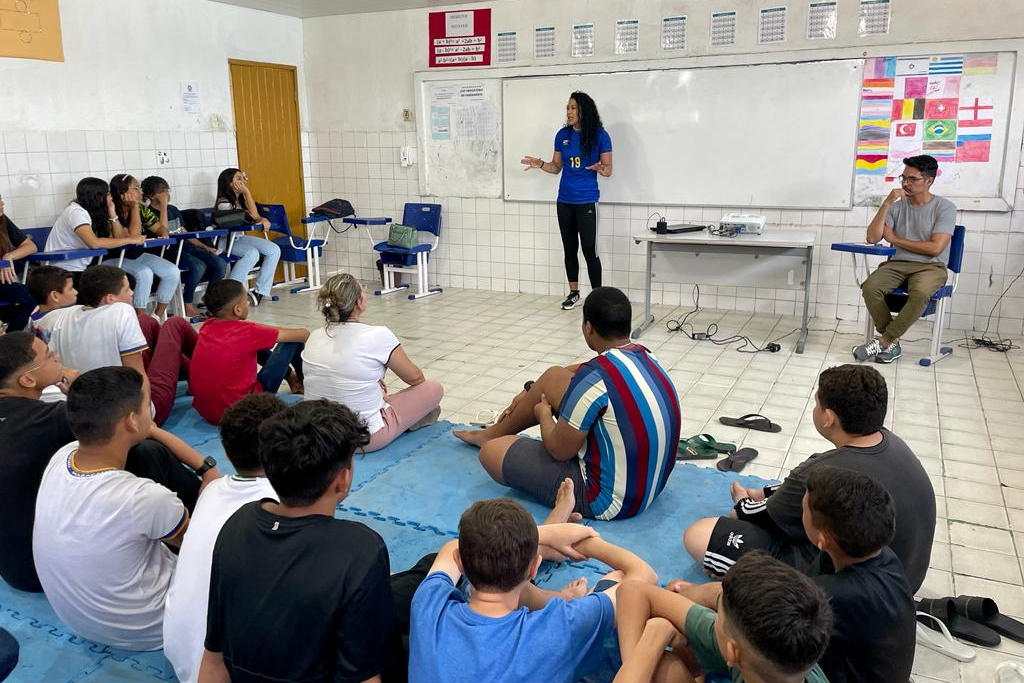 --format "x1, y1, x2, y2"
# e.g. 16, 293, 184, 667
418, 79, 502, 198
502, 60, 864, 208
